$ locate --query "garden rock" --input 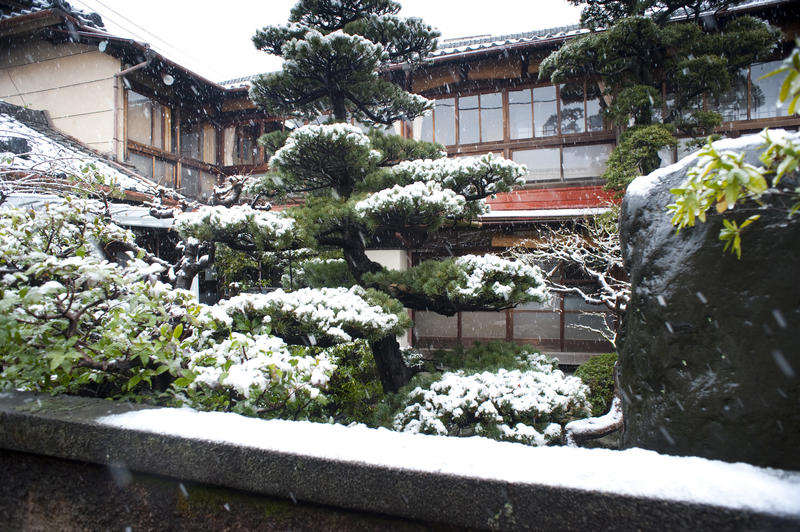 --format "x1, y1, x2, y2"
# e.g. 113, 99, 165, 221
618, 132, 800, 470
